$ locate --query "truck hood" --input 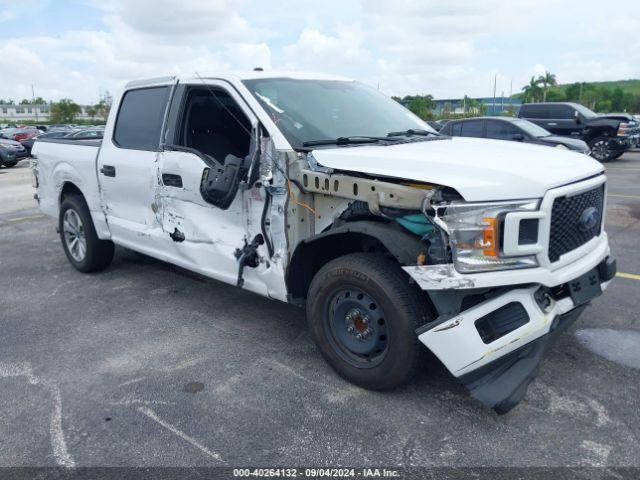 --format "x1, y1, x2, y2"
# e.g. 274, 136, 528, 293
311, 137, 604, 202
